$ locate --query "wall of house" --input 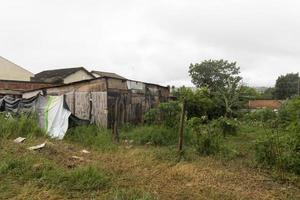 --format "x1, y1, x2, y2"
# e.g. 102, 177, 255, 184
0, 57, 34, 81
106, 79, 170, 127
22, 77, 170, 128
63, 70, 94, 84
